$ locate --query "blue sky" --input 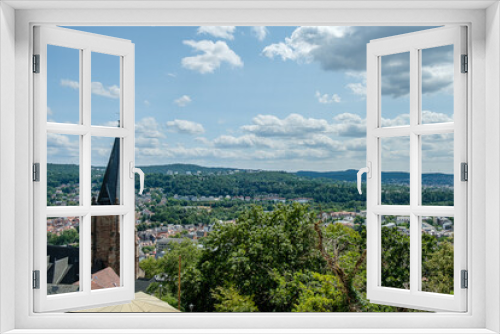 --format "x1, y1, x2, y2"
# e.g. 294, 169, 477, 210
47, 26, 455, 173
